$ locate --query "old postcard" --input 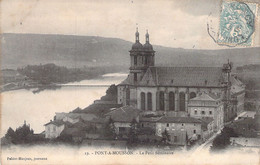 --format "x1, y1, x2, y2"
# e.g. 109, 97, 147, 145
1, 0, 260, 164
